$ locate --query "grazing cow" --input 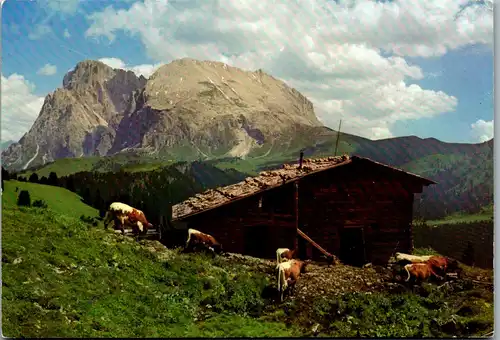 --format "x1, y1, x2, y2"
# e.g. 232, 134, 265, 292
275, 248, 298, 267
277, 259, 309, 302
404, 262, 444, 284
395, 252, 433, 264
103, 202, 153, 235
185, 228, 223, 255
427, 255, 461, 277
